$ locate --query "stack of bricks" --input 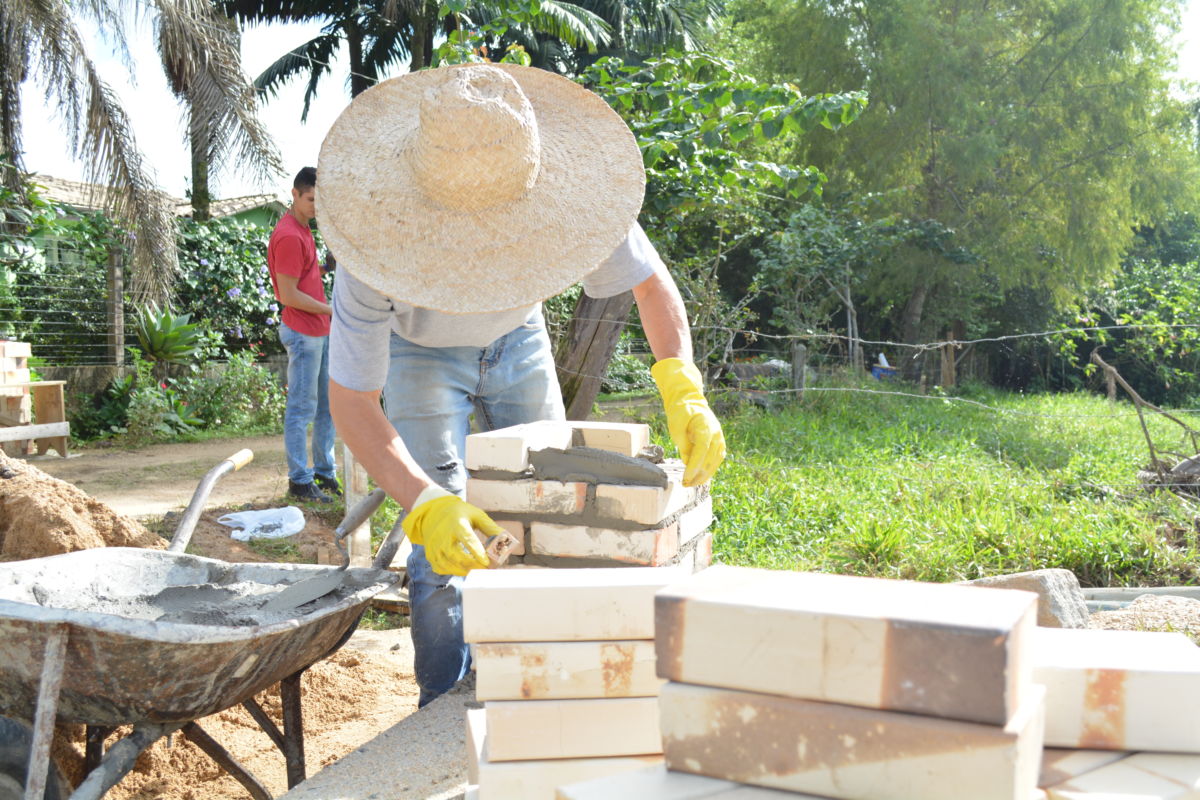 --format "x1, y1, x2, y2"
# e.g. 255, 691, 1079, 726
0, 340, 32, 457
559, 564, 1049, 800
556, 566, 1200, 799
1024, 625, 1200, 798
463, 566, 690, 799
464, 420, 713, 570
